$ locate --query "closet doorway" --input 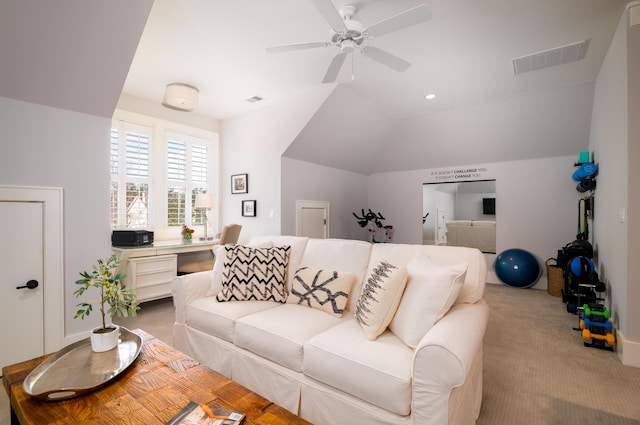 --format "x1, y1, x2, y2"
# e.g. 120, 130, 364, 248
0, 186, 64, 370
296, 200, 329, 239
